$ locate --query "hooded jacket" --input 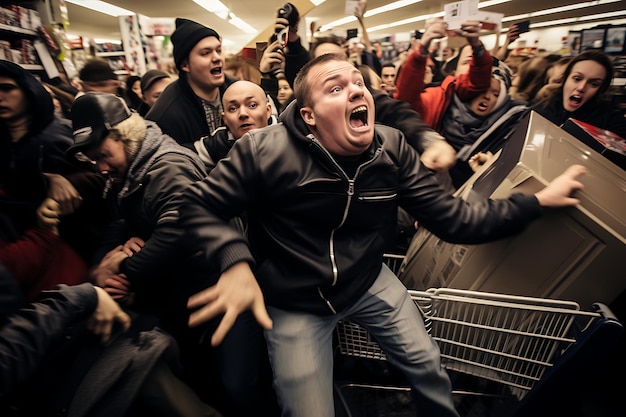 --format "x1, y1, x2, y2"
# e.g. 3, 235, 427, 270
107, 123, 207, 314
0, 61, 81, 234
110, 124, 207, 279
0, 61, 106, 268
145, 72, 234, 147
181, 100, 543, 315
